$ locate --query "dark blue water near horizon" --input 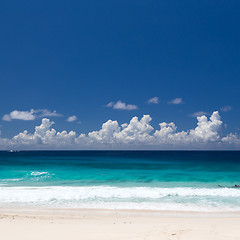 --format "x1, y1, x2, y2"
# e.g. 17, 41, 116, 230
0, 151, 239, 211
